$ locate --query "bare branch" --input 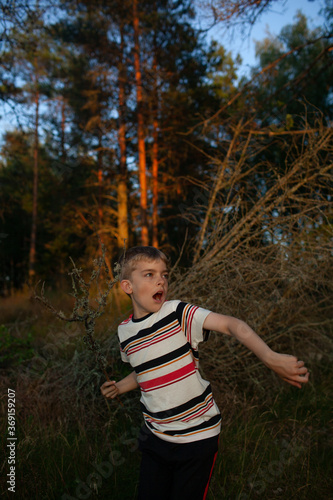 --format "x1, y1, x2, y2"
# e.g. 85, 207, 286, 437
33, 244, 121, 391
